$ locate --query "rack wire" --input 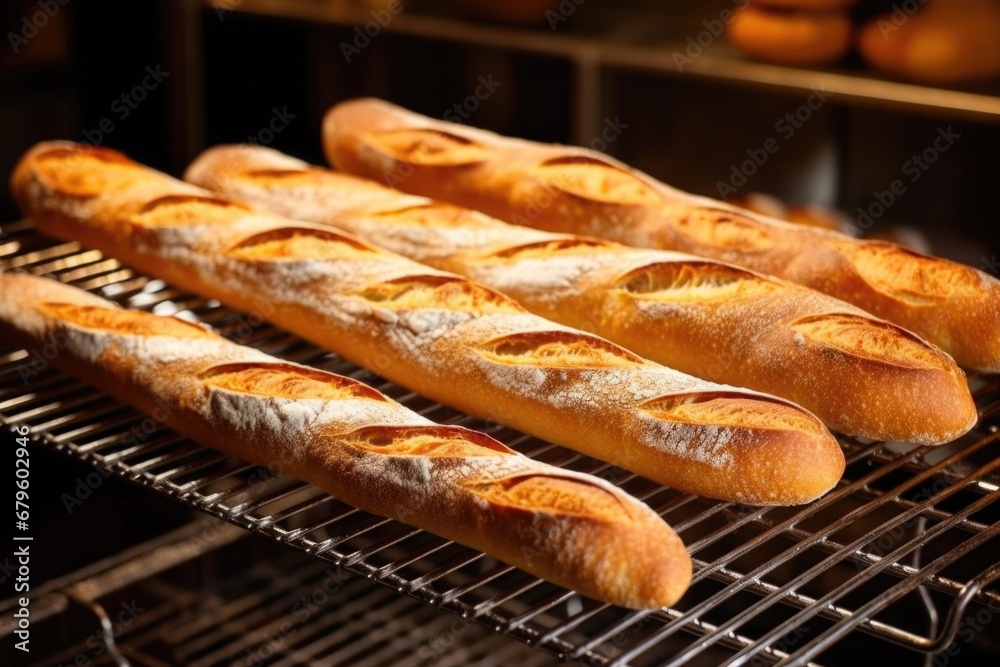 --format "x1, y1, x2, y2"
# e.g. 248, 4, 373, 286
2, 220, 999, 666
13, 520, 562, 667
